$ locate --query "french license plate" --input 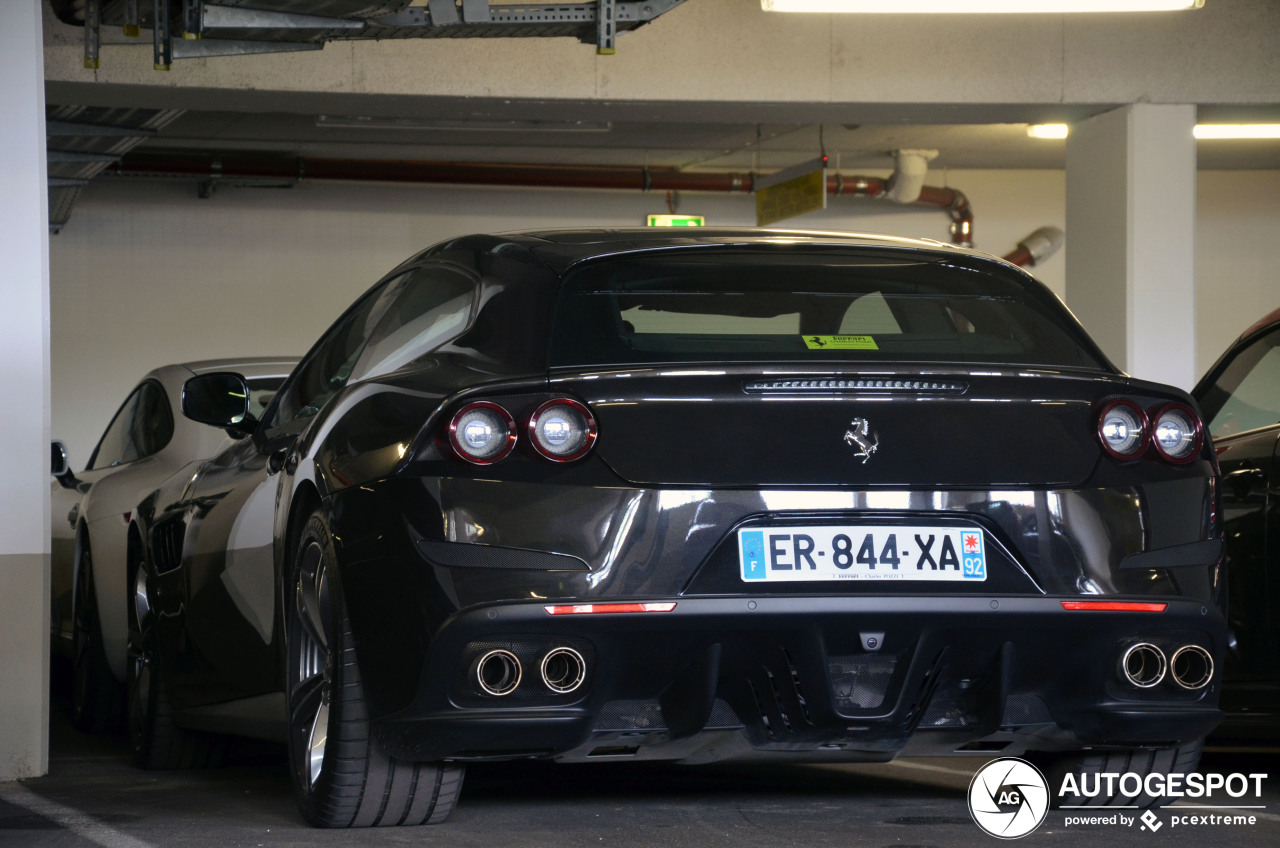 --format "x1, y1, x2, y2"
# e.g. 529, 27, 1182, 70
738, 525, 987, 582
